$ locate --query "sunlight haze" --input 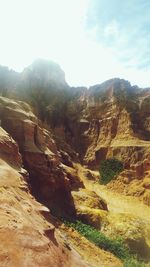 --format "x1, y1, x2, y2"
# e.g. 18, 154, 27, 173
0, 0, 150, 87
